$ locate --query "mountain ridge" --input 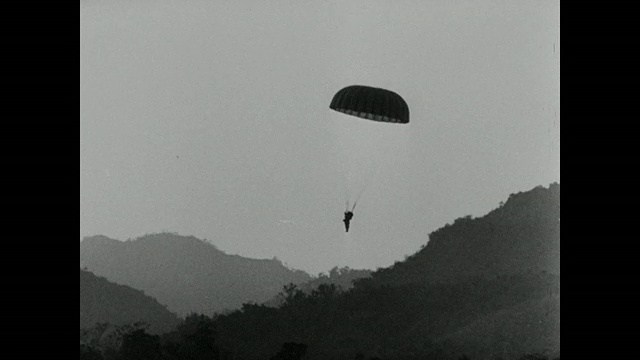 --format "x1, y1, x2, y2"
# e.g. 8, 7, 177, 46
80, 268, 180, 334
360, 182, 560, 288
80, 232, 312, 316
